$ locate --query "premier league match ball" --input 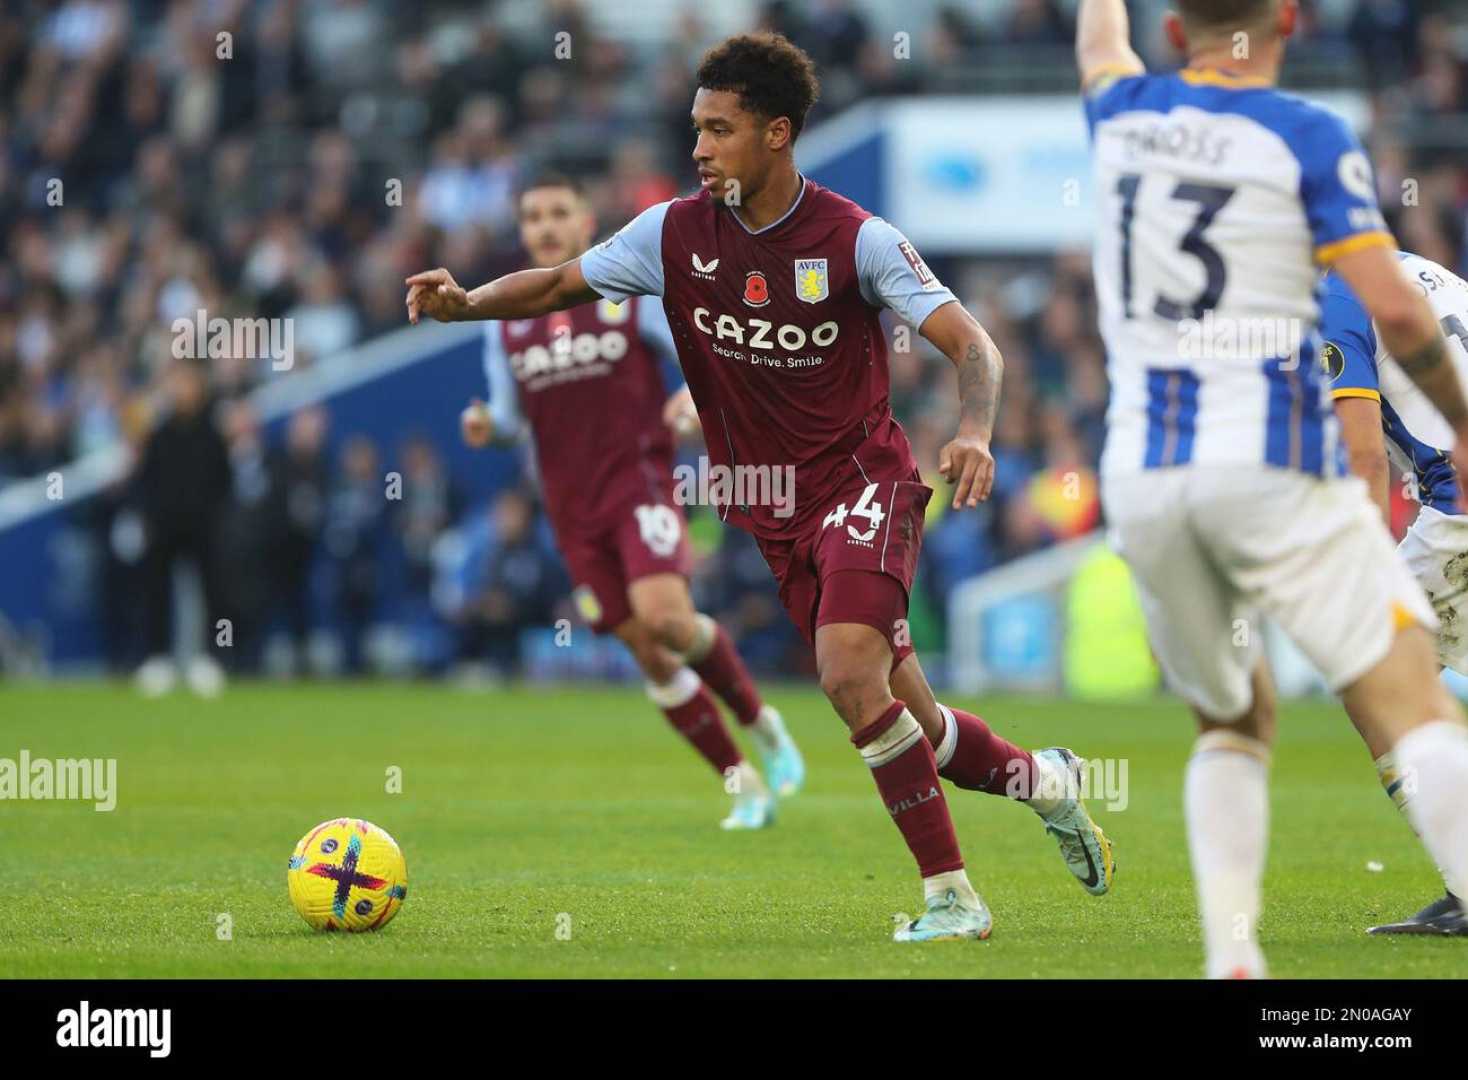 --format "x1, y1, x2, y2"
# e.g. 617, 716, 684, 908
287, 818, 408, 932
